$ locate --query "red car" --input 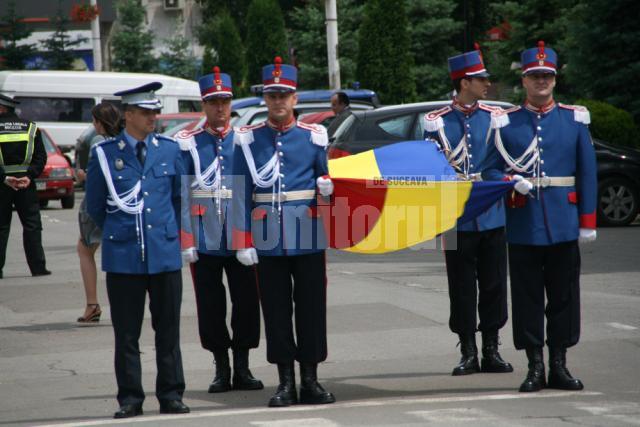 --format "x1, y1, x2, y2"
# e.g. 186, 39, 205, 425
35, 129, 75, 209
